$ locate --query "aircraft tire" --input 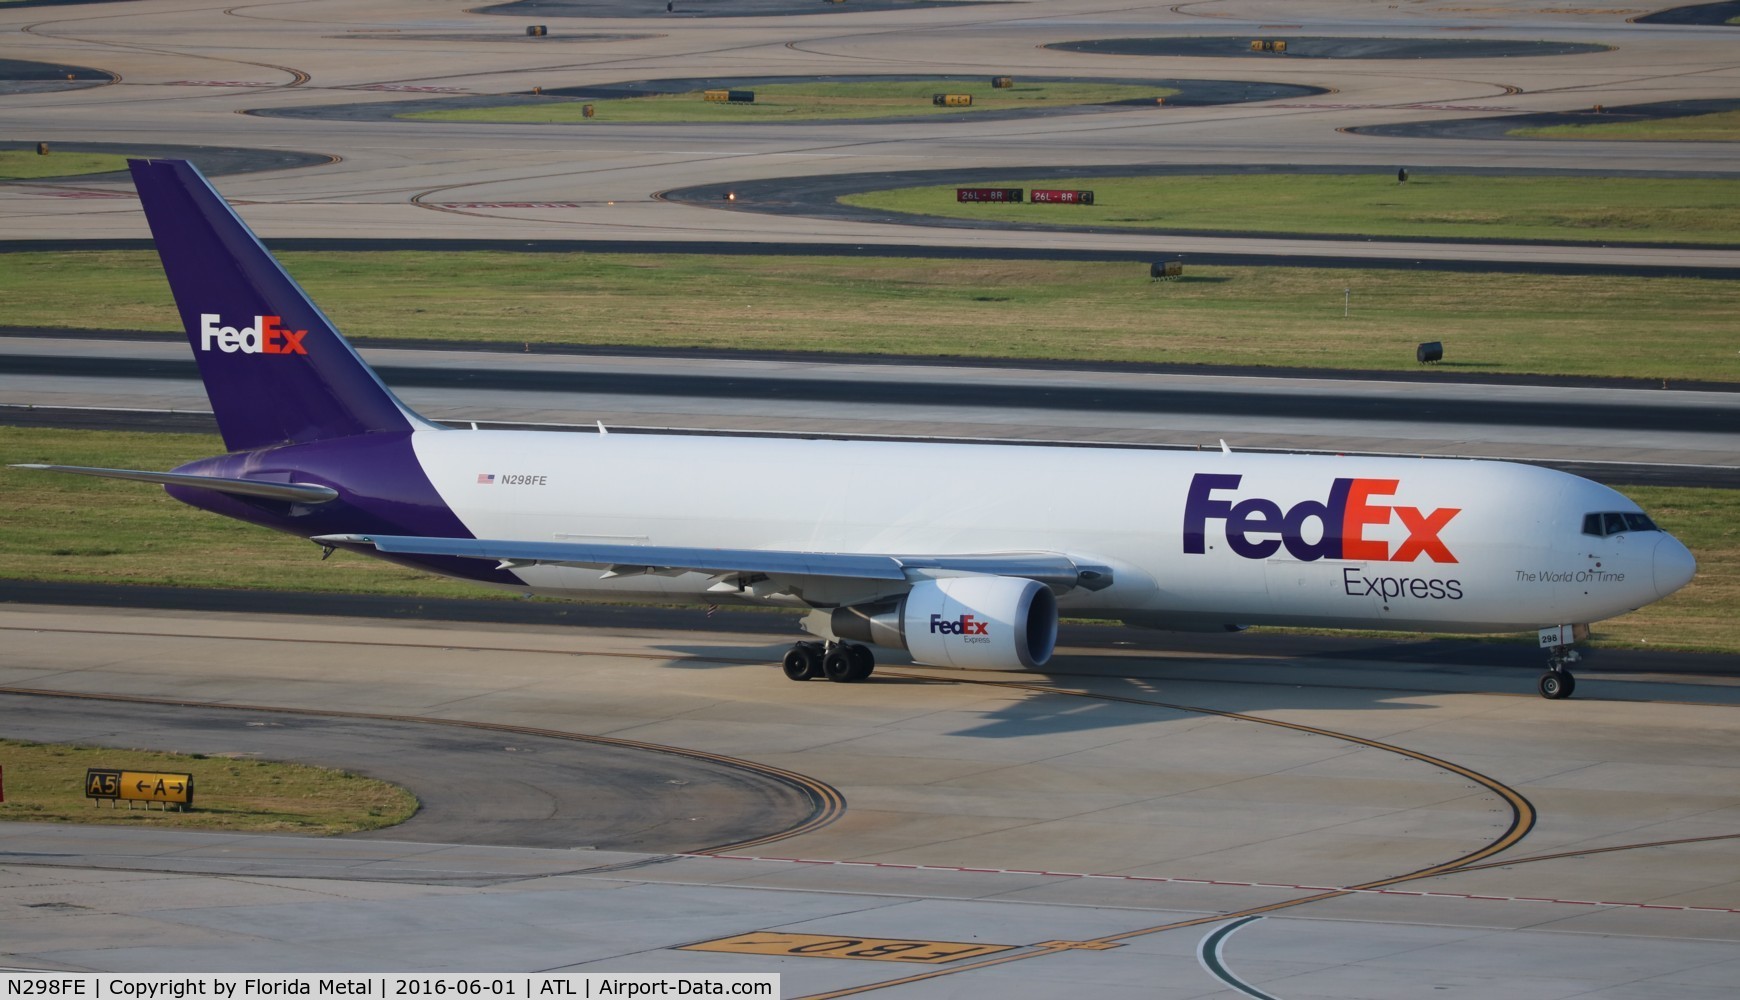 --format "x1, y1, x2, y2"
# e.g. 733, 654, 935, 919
823, 646, 858, 683
783, 644, 822, 681
846, 643, 875, 681
1538, 670, 1575, 699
